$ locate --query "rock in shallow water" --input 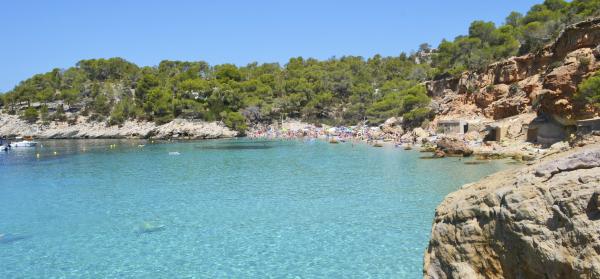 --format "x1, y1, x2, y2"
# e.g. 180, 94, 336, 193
424, 145, 600, 279
436, 137, 473, 157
